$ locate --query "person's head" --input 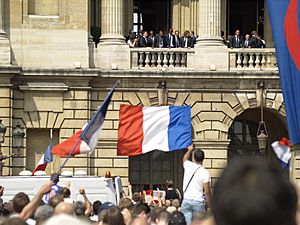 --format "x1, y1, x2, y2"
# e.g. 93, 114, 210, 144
51, 173, 59, 183
59, 187, 71, 198
192, 149, 205, 163
165, 199, 171, 208
212, 157, 297, 225
149, 31, 154, 36
169, 211, 186, 225
143, 31, 148, 37
169, 28, 173, 34
92, 200, 102, 215
12, 192, 30, 213
245, 34, 250, 40
2, 218, 28, 225
251, 30, 257, 36
150, 206, 165, 223
172, 199, 180, 209
34, 205, 54, 225
102, 207, 125, 225
235, 29, 240, 36
183, 30, 190, 37
157, 210, 170, 225
166, 180, 174, 188
54, 202, 74, 215
44, 214, 90, 225
191, 31, 195, 36
132, 203, 150, 218
132, 192, 142, 204
48, 195, 64, 208
191, 211, 208, 224
159, 30, 164, 36
74, 201, 86, 217
129, 215, 148, 225
118, 198, 133, 210
175, 30, 180, 36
